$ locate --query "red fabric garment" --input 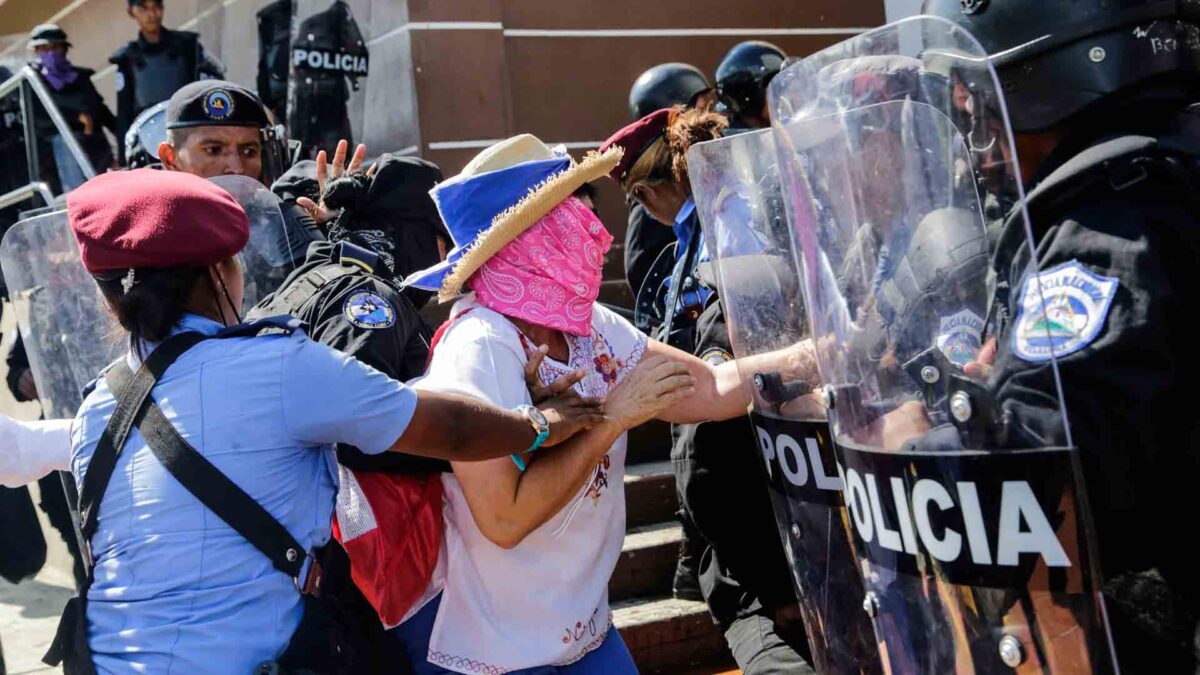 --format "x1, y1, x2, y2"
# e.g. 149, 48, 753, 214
333, 309, 472, 627
333, 470, 444, 628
